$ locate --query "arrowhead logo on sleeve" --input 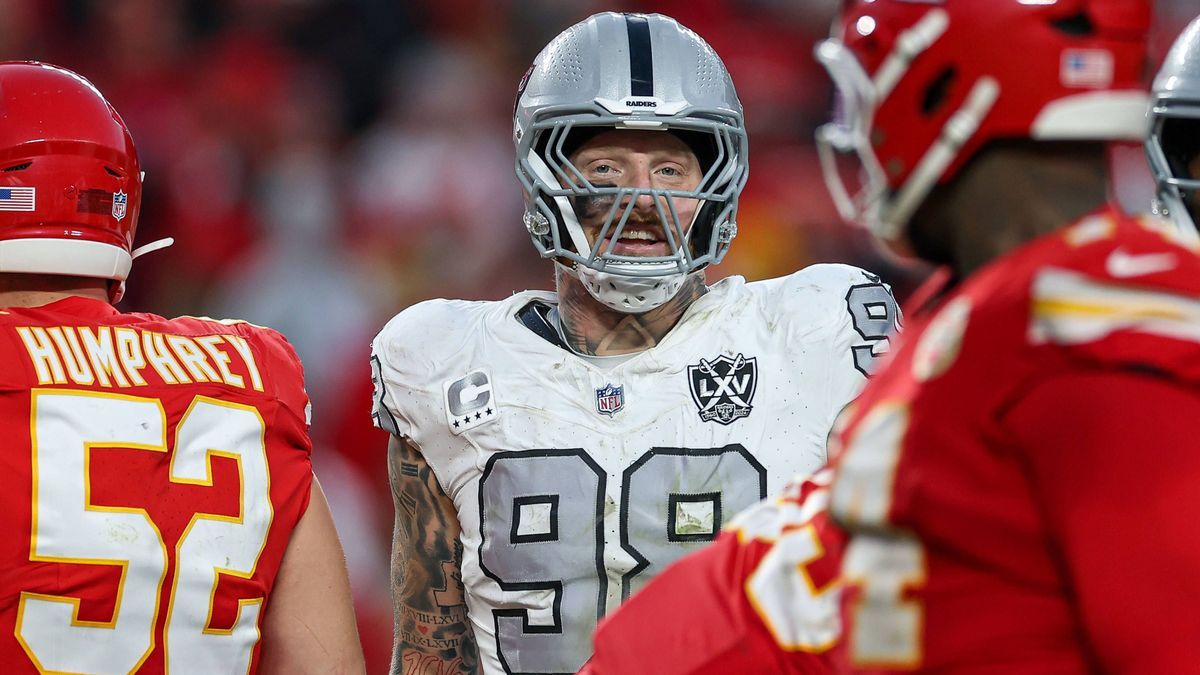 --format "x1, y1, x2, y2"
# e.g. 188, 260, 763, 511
687, 353, 757, 425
